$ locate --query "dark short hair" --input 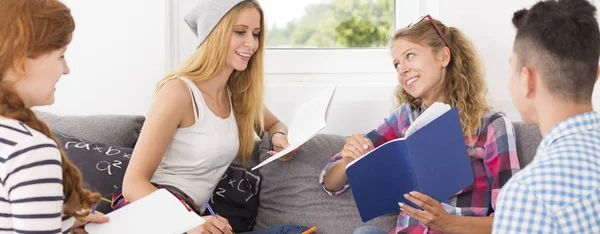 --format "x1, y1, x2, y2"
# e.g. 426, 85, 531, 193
512, 0, 600, 102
